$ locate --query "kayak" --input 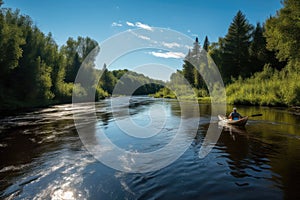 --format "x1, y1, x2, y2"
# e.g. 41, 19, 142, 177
218, 115, 248, 126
